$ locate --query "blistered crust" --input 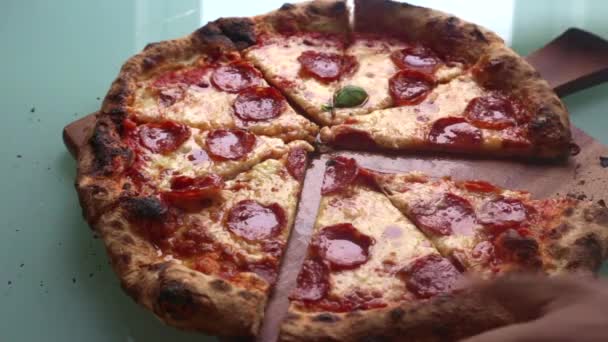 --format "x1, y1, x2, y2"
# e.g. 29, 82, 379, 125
95, 209, 268, 337
279, 293, 513, 342
542, 202, 608, 274
252, 0, 349, 37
